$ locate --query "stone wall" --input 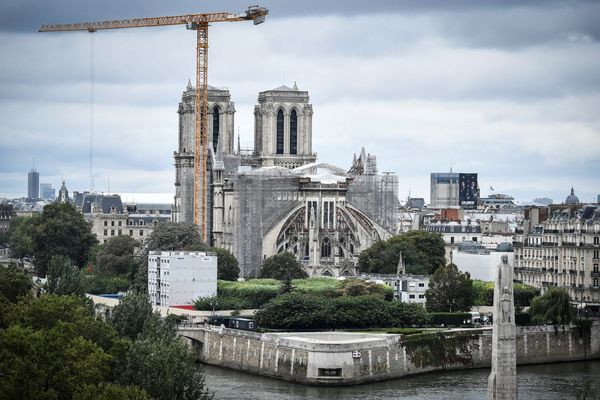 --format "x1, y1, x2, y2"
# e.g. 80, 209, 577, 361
179, 322, 600, 386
